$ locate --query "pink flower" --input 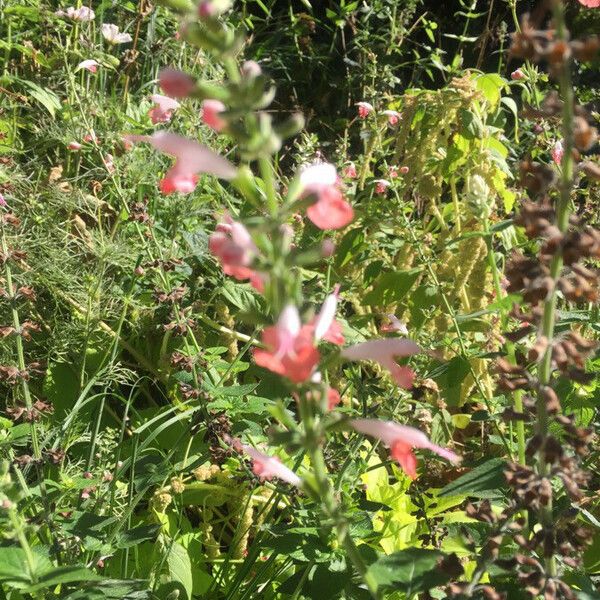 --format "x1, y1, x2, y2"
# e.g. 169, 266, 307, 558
374, 179, 390, 195
83, 131, 98, 144
253, 305, 320, 383
380, 314, 409, 335
388, 166, 398, 179
124, 131, 236, 194
578, 0, 600, 7
67, 141, 82, 151
383, 110, 400, 126
299, 163, 354, 230
148, 94, 180, 124
399, 166, 410, 175
356, 102, 373, 119
312, 285, 344, 345
201, 99, 227, 132
350, 418, 460, 479
159, 68, 196, 99
103, 154, 115, 173
511, 68, 526, 80
241, 60, 262, 78
77, 59, 99, 73
198, 0, 232, 17
209, 216, 265, 292
234, 440, 301, 487
0, 194, 7, 208
327, 388, 341, 410
343, 163, 357, 179
56, 6, 95, 21
551, 140, 564, 166
101, 23, 132, 45
341, 338, 421, 388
